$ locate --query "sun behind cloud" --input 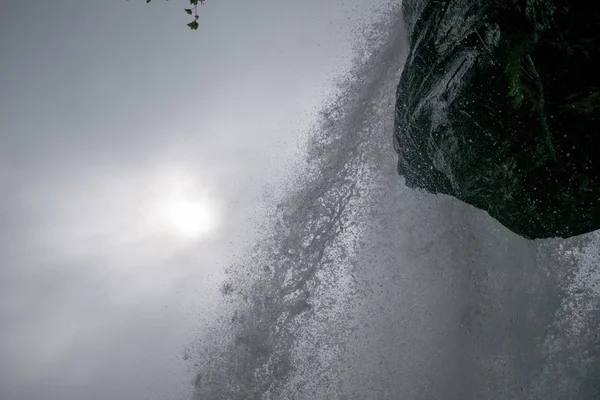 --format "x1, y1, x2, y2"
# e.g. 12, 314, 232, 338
163, 196, 217, 238
141, 167, 221, 241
